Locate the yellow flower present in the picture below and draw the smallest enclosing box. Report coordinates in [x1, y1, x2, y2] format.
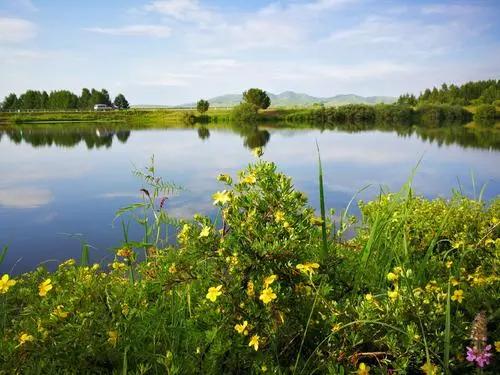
[261, 364, 268, 372]
[178, 223, 190, 241]
[451, 289, 464, 303]
[116, 247, 132, 258]
[199, 226, 211, 238]
[446, 261, 453, 269]
[111, 261, 126, 271]
[212, 190, 231, 205]
[495, 341, 500, 352]
[387, 272, 399, 282]
[420, 361, 439, 375]
[264, 274, 277, 288]
[365, 293, 373, 301]
[234, 320, 249, 335]
[19, 332, 34, 345]
[296, 262, 320, 276]
[38, 278, 53, 297]
[168, 263, 177, 273]
[259, 287, 277, 304]
[274, 211, 285, 222]
[52, 305, 69, 319]
[242, 174, 257, 184]
[0, 274, 16, 294]
[248, 335, 260, 351]
[331, 323, 342, 333]
[357, 362, 370, 375]
[206, 285, 223, 302]
[387, 287, 399, 301]
[450, 277, 459, 286]
[107, 330, 118, 347]
[246, 281, 255, 297]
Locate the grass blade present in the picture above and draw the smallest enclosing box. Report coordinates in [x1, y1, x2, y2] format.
[316, 141, 328, 261]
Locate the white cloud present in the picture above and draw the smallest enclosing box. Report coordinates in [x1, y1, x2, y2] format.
[0, 17, 36, 43]
[85, 24, 171, 38]
[0, 187, 53, 209]
[145, 0, 212, 23]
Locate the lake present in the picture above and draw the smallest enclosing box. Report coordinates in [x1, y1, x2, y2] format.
[1, 123, 499, 274]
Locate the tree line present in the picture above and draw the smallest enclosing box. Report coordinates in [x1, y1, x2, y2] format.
[398, 79, 500, 106]
[0, 89, 129, 111]
[284, 103, 473, 127]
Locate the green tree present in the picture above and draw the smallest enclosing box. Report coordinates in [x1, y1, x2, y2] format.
[79, 88, 91, 109]
[114, 94, 129, 109]
[19, 90, 44, 110]
[196, 99, 209, 114]
[1, 93, 19, 111]
[242, 88, 271, 110]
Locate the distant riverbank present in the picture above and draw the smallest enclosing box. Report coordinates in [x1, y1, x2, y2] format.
[1, 103, 499, 128]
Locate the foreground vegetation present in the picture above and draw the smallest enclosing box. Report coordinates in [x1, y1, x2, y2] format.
[1, 156, 498, 374]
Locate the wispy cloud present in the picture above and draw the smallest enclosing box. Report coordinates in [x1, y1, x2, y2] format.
[0, 187, 53, 209]
[0, 17, 36, 43]
[145, 0, 212, 23]
[85, 24, 171, 38]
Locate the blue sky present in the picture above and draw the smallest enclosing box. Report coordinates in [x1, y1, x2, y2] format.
[0, 0, 499, 105]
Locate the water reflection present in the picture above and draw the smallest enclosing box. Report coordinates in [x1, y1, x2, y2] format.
[0, 122, 499, 274]
[1, 123, 499, 151]
[1, 126, 131, 149]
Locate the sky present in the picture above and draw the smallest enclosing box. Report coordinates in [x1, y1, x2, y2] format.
[0, 0, 499, 105]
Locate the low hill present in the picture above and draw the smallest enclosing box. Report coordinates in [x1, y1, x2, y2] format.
[177, 91, 396, 108]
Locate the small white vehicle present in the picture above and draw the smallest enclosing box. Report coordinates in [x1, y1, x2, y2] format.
[93, 104, 113, 111]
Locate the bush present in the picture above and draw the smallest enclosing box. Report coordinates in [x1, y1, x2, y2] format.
[1, 160, 498, 374]
[231, 102, 259, 124]
[474, 104, 497, 127]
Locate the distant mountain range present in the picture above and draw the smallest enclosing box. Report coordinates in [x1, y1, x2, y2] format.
[178, 91, 396, 108]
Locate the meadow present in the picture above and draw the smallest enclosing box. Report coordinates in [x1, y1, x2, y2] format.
[0, 153, 498, 374]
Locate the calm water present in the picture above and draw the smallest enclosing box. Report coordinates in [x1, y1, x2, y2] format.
[1, 123, 499, 274]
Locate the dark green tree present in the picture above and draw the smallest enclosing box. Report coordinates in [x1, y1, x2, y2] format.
[114, 94, 129, 109]
[1, 93, 19, 111]
[196, 99, 209, 114]
[19, 90, 44, 110]
[242, 88, 271, 110]
[79, 88, 92, 109]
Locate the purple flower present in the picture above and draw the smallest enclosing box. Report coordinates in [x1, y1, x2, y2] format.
[466, 347, 476, 362]
[475, 345, 493, 368]
[466, 345, 492, 368]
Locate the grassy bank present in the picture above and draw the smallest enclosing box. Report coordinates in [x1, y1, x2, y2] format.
[0, 158, 498, 374]
[0, 104, 481, 128]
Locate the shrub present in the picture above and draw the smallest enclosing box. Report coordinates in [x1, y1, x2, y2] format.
[231, 102, 259, 124]
[474, 104, 497, 127]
